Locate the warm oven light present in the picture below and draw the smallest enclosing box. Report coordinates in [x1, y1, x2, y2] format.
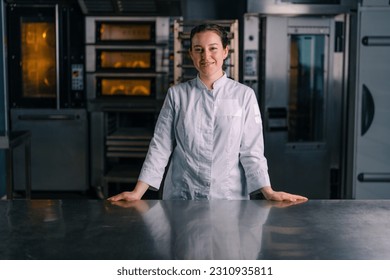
[101, 79, 152, 96]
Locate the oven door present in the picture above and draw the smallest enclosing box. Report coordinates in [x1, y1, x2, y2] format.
[353, 8, 390, 198]
[7, 5, 59, 108]
[86, 73, 167, 101]
[85, 17, 170, 45]
[86, 45, 169, 73]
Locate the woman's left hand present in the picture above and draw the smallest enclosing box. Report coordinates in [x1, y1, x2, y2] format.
[261, 186, 308, 202]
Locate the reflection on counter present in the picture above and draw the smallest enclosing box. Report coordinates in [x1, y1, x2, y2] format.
[2, 199, 390, 260]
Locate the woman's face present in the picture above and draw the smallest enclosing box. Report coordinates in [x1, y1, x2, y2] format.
[189, 30, 228, 81]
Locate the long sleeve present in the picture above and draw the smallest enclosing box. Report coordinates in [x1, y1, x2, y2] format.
[138, 88, 176, 190]
[239, 90, 271, 194]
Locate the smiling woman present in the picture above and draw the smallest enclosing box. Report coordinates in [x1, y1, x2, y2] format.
[188, 24, 229, 89]
[108, 23, 308, 202]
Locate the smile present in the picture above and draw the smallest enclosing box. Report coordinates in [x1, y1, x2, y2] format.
[201, 61, 214, 66]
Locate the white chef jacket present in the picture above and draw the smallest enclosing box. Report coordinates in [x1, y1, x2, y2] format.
[138, 73, 271, 200]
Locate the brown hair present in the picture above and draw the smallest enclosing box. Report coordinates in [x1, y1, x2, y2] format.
[189, 23, 229, 50]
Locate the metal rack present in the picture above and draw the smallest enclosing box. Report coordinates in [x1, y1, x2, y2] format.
[106, 128, 152, 159]
[102, 126, 154, 197]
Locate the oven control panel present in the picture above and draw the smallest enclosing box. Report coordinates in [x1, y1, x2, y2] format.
[71, 64, 84, 91]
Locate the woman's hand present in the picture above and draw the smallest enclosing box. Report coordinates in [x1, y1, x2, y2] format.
[107, 180, 149, 202]
[107, 191, 142, 202]
[261, 186, 308, 202]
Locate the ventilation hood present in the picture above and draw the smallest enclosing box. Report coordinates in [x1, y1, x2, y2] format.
[77, 0, 181, 15]
[5, 0, 182, 16]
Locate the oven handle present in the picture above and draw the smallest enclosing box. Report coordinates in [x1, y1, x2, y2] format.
[55, 4, 60, 110]
[361, 84, 375, 136]
[362, 36, 390, 46]
[18, 114, 79, 121]
[358, 173, 390, 183]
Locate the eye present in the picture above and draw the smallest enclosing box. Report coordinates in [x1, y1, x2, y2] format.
[193, 47, 203, 53]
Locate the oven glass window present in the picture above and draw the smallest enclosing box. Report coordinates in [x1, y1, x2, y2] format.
[98, 22, 154, 42]
[21, 20, 56, 98]
[99, 50, 153, 70]
[100, 78, 152, 96]
[288, 34, 325, 142]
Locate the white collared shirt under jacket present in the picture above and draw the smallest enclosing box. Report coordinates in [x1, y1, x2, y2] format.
[138, 74, 271, 200]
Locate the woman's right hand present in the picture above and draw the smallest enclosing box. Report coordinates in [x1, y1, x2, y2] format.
[107, 191, 142, 202]
[107, 180, 150, 201]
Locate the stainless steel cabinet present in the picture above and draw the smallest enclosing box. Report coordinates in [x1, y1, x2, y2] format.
[11, 109, 88, 192]
[350, 5, 390, 198]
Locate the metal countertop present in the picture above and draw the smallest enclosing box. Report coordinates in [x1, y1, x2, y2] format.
[1, 199, 389, 260]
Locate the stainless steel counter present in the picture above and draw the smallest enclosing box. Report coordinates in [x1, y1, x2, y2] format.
[1, 199, 390, 260]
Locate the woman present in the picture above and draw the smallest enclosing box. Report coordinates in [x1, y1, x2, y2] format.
[108, 23, 307, 202]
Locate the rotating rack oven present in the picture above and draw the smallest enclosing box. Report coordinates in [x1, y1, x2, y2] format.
[85, 16, 174, 198]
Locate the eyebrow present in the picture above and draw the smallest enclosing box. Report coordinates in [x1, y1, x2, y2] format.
[192, 43, 219, 48]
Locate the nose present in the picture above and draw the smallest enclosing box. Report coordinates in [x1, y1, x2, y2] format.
[201, 49, 211, 59]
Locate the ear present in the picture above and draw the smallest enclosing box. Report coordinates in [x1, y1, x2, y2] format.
[223, 46, 229, 59]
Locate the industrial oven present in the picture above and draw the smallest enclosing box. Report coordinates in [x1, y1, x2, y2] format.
[243, 0, 356, 198]
[6, 2, 88, 192]
[85, 16, 174, 198]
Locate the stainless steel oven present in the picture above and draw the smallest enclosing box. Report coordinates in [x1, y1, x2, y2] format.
[243, 1, 355, 198]
[6, 2, 88, 193]
[85, 17, 170, 103]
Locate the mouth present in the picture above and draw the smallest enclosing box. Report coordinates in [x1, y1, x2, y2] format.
[200, 61, 214, 67]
